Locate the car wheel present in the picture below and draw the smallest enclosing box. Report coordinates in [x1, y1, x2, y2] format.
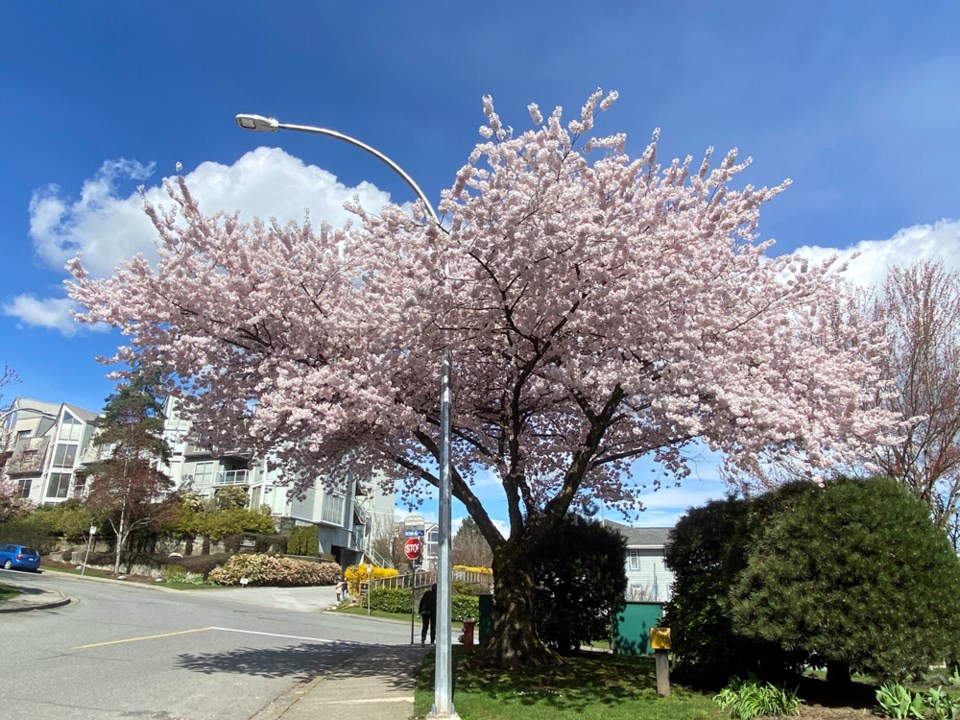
[2, 560, 11, 570]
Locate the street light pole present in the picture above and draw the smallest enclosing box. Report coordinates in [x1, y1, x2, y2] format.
[236, 114, 458, 719]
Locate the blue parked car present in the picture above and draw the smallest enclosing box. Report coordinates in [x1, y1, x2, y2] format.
[0, 544, 41, 571]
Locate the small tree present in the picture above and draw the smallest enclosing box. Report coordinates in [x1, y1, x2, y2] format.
[84, 368, 174, 574]
[214, 485, 249, 510]
[866, 261, 960, 530]
[732, 476, 960, 685]
[287, 525, 319, 556]
[531, 514, 627, 655]
[452, 516, 493, 568]
[0, 479, 25, 523]
[370, 519, 406, 568]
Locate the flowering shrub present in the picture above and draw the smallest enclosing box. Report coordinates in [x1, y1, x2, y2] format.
[209, 554, 339, 586]
[454, 565, 492, 575]
[452, 594, 480, 621]
[344, 564, 398, 597]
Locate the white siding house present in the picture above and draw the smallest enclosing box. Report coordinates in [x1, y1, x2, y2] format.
[603, 521, 674, 602]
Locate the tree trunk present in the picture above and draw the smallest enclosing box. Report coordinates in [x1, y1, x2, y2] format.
[826, 660, 851, 689]
[113, 506, 126, 576]
[481, 538, 557, 670]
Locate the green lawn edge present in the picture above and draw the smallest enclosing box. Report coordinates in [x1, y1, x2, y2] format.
[0, 581, 23, 602]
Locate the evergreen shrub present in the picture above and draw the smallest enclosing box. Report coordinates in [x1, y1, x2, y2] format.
[287, 526, 319, 556]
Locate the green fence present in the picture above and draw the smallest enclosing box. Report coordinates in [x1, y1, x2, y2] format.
[612, 601, 664, 655]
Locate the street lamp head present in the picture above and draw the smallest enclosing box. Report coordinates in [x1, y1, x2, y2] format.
[235, 114, 280, 132]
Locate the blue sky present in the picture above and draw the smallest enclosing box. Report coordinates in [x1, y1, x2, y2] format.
[2, 2, 959, 529]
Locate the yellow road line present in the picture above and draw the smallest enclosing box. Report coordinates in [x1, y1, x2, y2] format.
[73, 627, 212, 649]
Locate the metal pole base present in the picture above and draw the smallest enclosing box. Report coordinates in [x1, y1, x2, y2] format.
[427, 708, 461, 720]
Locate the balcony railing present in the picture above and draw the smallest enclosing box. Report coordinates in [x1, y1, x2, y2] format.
[214, 469, 250, 486]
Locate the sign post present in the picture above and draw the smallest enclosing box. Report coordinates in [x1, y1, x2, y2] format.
[405, 538, 424, 645]
[404, 537, 423, 562]
[81, 525, 97, 576]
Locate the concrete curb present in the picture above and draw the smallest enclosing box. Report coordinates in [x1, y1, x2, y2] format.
[0, 588, 71, 613]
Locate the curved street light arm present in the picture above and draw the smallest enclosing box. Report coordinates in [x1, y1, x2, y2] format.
[236, 114, 441, 227]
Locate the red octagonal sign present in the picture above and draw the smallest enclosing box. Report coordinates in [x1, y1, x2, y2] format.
[404, 537, 423, 561]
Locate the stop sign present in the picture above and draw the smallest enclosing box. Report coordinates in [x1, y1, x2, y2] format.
[404, 537, 423, 561]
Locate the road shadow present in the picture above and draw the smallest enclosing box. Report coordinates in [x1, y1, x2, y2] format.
[175, 641, 425, 689]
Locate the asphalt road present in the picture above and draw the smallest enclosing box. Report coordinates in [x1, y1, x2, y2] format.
[0, 568, 413, 720]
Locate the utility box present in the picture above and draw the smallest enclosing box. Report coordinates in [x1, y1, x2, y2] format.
[478, 594, 494, 646]
[612, 601, 664, 655]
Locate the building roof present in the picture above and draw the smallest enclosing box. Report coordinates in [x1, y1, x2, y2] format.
[602, 519, 672, 548]
[63, 403, 99, 423]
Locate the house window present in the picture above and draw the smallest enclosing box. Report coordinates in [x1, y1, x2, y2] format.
[628, 549, 641, 571]
[321, 492, 346, 525]
[16, 478, 31, 498]
[58, 413, 83, 442]
[16, 429, 31, 440]
[53, 443, 78, 468]
[192, 462, 214, 487]
[47, 472, 71, 499]
[73, 475, 88, 498]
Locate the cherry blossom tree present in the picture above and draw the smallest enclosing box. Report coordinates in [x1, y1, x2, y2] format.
[0, 478, 22, 522]
[68, 90, 896, 667]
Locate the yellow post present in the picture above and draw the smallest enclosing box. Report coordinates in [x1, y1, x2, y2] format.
[650, 627, 671, 697]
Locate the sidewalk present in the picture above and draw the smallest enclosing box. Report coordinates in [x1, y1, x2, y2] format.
[0, 582, 71, 613]
[251, 643, 431, 720]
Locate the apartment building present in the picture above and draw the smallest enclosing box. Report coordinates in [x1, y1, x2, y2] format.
[0, 397, 98, 505]
[2, 395, 396, 567]
[161, 398, 395, 566]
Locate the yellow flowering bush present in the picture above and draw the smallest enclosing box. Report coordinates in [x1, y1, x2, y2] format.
[344, 564, 398, 597]
[454, 565, 492, 575]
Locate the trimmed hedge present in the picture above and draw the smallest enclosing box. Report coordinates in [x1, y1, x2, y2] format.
[209, 553, 339, 586]
[369, 588, 413, 614]
[364, 587, 479, 620]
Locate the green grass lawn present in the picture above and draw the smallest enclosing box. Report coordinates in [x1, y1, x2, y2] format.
[0, 581, 22, 602]
[414, 648, 723, 720]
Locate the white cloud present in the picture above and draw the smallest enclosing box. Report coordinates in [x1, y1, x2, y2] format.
[0, 295, 111, 337]
[9, 148, 396, 334]
[794, 218, 960, 287]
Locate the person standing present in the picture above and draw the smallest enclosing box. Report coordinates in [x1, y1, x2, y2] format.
[418, 583, 437, 645]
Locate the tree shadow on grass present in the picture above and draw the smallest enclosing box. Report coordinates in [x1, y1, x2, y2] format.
[175, 641, 428, 688]
[419, 648, 690, 713]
